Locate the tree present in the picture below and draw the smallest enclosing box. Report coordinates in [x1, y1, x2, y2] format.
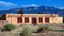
[18, 9, 24, 14]
[0, 14, 6, 20]
[37, 12, 41, 14]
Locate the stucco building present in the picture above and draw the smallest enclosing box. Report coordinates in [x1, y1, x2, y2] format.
[4, 14, 63, 25]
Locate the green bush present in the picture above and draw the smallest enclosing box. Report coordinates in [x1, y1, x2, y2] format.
[37, 24, 52, 33]
[1, 24, 15, 31]
[20, 25, 32, 36]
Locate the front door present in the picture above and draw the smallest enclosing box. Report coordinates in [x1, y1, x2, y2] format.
[32, 17, 37, 25]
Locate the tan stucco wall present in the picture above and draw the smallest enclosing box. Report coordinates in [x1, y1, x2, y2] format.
[58, 17, 63, 24]
[6, 15, 17, 24]
[6, 14, 21, 24]
[6, 14, 63, 24]
[49, 17, 63, 24]
[54, 17, 59, 24]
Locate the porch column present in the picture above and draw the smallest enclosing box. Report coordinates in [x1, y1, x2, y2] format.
[43, 17, 45, 24]
[29, 17, 32, 24]
[22, 17, 25, 24]
[36, 17, 38, 24]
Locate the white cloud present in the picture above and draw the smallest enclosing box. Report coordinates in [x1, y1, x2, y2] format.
[21, 4, 39, 7]
[31, 4, 37, 6]
[54, 6, 64, 9]
[0, 1, 17, 6]
[57, 7, 64, 9]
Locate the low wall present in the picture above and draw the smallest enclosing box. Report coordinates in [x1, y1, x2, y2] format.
[0, 32, 64, 36]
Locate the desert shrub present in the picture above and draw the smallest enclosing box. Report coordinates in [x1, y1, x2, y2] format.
[20, 25, 32, 36]
[37, 24, 52, 33]
[1, 24, 15, 31]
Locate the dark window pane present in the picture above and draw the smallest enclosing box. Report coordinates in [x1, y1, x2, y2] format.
[38, 17, 43, 23]
[25, 17, 29, 23]
[45, 17, 49, 23]
[17, 17, 22, 23]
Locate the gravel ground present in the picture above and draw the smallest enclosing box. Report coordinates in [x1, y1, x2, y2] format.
[11, 24, 64, 33]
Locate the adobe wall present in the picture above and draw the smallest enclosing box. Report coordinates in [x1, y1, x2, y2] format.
[6, 14, 63, 25]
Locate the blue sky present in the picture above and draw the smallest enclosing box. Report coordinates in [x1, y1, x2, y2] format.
[0, 0, 64, 10]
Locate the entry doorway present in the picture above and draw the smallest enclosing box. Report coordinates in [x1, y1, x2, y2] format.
[32, 17, 37, 25]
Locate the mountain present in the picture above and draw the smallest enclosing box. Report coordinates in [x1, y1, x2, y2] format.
[0, 6, 64, 17]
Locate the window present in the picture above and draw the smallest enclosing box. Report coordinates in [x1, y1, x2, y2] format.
[25, 17, 29, 23]
[38, 17, 43, 23]
[45, 17, 49, 23]
[17, 17, 22, 23]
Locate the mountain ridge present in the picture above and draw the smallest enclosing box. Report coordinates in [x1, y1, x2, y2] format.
[0, 6, 64, 17]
